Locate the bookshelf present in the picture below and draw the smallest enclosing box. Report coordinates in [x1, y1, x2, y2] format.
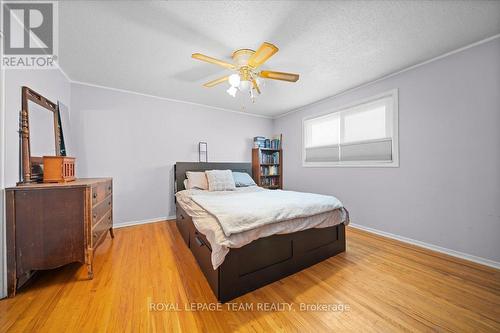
[252, 147, 283, 190]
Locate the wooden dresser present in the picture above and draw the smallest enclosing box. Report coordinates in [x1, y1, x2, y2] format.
[5, 178, 113, 297]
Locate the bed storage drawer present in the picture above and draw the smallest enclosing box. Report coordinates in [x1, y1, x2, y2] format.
[218, 224, 346, 302]
[293, 226, 338, 253]
[236, 235, 292, 276]
[175, 206, 191, 246]
[190, 234, 219, 296]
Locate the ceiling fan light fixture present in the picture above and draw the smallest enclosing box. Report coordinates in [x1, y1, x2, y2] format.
[239, 80, 250, 92]
[193, 42, 299, 103]
[228, 73, 241, 87]
[226, 86, 238, 98]
[250, 88, 256, 103]
[255, 77, 264, 88]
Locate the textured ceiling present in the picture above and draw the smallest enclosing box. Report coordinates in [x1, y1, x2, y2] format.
[59, 1, 500, 117]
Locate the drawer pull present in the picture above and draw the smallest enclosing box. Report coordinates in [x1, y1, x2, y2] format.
[108, 186, 111, 191]
[194, 237, 204, 247]
[108, 216, 111, 220]
[93, 192, 97, 199]
[93, 213, 97, 219]
[108, 201, 111, 206]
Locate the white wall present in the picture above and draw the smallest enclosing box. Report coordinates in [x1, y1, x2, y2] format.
[70, 83, 273, 225]
[274, 38, 500, 264]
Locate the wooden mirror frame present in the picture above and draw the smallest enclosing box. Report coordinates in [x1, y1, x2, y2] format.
[19, 86, 62, 184]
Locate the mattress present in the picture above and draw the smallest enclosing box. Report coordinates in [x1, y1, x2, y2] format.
[175, 186, 349, 269]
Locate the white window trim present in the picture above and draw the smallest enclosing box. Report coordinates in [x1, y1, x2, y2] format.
[302, 89, 399, 168]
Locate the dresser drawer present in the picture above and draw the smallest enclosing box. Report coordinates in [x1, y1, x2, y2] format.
[92, 210, 112, 247]
[92, 180, 112, 206]
[92, 195, 112, 227]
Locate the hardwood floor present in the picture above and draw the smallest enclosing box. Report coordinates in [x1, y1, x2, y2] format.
[1, 221, 499, 332]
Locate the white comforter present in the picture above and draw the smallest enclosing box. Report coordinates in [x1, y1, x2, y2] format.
[190, 188, 344, 236]
[175, 186, 348, 269]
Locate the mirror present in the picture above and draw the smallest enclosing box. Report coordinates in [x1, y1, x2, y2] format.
[58, 101, 71, 156]
[28, 101, 57, 157]
[19, 87, 61, 184]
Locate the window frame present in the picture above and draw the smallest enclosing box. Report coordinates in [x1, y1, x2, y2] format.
[302, 89, 399, 168]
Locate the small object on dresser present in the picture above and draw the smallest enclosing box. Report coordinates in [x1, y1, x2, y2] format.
[43, 156, 76, 183]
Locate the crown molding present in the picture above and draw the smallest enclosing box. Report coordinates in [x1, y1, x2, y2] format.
[55, 33, 500, 120]
[273, 33, 500, 119]
[56, 65, 272, 119]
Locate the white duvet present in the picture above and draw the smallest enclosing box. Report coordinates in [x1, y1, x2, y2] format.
[175, 186, 348, 269]
[191, 188, 344, 236]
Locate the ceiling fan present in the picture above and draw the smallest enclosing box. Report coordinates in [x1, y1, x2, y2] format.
[192, 42, 299, 102]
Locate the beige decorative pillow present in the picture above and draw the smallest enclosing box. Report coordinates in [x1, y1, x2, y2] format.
[186, 171, 209, 190]
[205, 170, 236, 191]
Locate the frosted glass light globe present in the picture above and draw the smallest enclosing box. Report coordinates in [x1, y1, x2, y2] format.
[226, 86, 237, 97]
[228, 74, 240, 87]
[239, 80, 250, 91]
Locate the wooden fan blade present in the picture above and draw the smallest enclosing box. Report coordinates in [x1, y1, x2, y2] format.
[251, 78, 261, 94]
[192, 53, 235, 69]
[203, 75, 229, 87]
[259, 70, 299, 82]
[248, 42, 279, 68]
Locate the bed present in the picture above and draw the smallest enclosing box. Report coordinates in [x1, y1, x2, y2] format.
[174, 162, 347, 302]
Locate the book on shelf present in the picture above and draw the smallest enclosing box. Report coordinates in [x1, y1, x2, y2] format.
[270, 138, 280, 149]
[264, 138, 271, 148]
[252, 134, 283, 190]
[253, 136, 266, 148]
[260, 176, 279, 187]
[260, 151, 279, 164]
[260, 165, 279, 176]
[253, 134, 282, 149]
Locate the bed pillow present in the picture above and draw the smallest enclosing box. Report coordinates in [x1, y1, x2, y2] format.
[205, 170, 237, 191]
[185, 171, 209, 190]
[232, 172, 256, 187]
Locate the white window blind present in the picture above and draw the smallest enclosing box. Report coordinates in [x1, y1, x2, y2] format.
[303, 90, 398, 167]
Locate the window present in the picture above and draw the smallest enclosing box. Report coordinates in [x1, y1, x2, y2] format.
[303, 90, 398, 167]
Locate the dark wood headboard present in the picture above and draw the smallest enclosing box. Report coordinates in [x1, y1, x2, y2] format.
[174, 162, 252, 192]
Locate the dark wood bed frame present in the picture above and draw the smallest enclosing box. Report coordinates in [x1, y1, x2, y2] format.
[174, 162, 346, 302]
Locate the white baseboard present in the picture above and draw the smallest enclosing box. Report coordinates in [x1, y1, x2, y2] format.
[107, 218, 500, 270]
[349, 223, 500, 270]
[114, 215, 176, 229]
